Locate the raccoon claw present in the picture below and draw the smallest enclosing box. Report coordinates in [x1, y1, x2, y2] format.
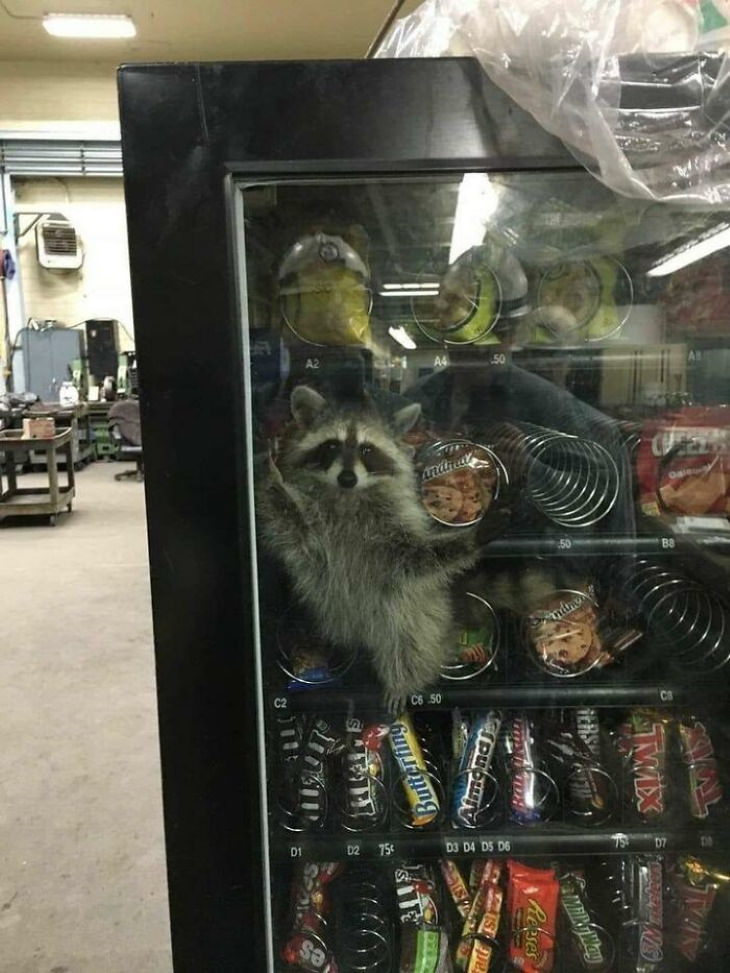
[384, 690, 408, 720]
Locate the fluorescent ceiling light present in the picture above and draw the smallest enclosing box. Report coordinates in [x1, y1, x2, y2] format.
[43, 13, 136, 38]
[388, 326, 417, 350]
[449, 173, 500, 264]
[647, 222, 730, 277]
[382, 282, 437, 291]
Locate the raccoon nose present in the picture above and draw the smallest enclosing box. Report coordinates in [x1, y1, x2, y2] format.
[337, 469, 358, 489]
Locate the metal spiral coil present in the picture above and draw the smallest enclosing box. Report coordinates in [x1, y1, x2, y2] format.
[623, 560, 730, 672]
[339, 873, 392, 972]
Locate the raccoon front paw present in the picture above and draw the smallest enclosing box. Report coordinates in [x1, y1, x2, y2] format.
[384, 689, 409, 720]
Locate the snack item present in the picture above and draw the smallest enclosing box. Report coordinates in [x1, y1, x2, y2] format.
[636, 406, 730, 526]
[395, 865, 451, 973]
[504, 714, 548, 825]
[623, 711, 669, 821]
[277, 714, 305, 820]
[297, 718, 343, 828]
[620, 856, 664, 973]
[451, 710, 503, 828]
[455, 859, 503, 972]
[507, 861, 559, 972]
[389, 714, 441, 828]
[418, 441, 500, 527]
[526, 588, 610, 676]
[282, 861, 343, 971]
[341, 719, 388, 828]
[443, 592, 500, 681]
[440, 859, 472, 919]
[677, 718, 724, 820]
[544, 709, 610, 821]
[559, 870, 612, 970]
[670, 856, 730, 963]
[469, 860, 486, 895]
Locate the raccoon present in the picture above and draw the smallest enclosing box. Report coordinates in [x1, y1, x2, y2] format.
[256, 385, 483, 712]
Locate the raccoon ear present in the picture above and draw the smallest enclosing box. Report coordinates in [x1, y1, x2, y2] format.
[291, 385, 328, 428]
[392, 401, 421, 436]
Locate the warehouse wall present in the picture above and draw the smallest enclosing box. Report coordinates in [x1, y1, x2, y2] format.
[14, 177, 134, 350]
[0, 60, 118, 130]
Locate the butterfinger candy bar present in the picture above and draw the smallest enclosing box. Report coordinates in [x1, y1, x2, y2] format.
[627, 711, 668, 821]
[508, 861, 559, 972]
[390, 714, 441, 827]
[677, 718, 724, 820]
[559, 870, 609, 970]
[440, 859, 472, 919]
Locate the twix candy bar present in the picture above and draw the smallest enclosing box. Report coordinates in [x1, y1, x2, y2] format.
[623, 710, 669, 821]
[677, 717, 724, 820]
[670, 856, 730, 964]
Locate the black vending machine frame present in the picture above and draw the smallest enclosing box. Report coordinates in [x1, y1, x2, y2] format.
[118, 58, 573, 971]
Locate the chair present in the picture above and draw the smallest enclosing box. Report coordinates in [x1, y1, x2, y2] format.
[108, 399, 144, 482]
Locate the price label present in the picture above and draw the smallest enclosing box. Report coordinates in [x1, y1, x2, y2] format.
[614, 834, 630, 850]
[557, 537, 572, 551]
[428, 693, 443, 705]
[379, 843, 395, 858]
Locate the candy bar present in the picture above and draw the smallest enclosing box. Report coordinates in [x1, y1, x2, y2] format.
[298, 718, 343, 827]
[670, 856, 724, 964]
[389, 714, 441, 828]
[559, 869, 610, 970]
[455, 860, 503, 972]
[507, 861, 559, 972]
[440, 859, 472, 919]
[504, 715, 544, 825]
[395, 865, 451, 973]
[625, 711, 668, 821]
[545, 709, 608, 818]
[283, 862, 343, 970]
[677, 718, 724, 820]
[451, 710, 502, 828]
[621, 856, 664, 973]
[342, 719, 388, 826]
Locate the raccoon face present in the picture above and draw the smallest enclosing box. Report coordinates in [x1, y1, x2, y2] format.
[286, 386, 420, 492]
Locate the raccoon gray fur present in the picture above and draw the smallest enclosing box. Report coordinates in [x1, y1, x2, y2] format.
[256, 386, 482, 712]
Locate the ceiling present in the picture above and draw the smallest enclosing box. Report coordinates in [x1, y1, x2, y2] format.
[0, 0, 420, 62]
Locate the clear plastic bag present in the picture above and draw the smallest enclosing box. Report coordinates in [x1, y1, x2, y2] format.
[376, 0, 730, 206]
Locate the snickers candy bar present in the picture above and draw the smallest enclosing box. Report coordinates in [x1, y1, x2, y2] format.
[451, 710, 502, 828]
[677, 718, 724, 820]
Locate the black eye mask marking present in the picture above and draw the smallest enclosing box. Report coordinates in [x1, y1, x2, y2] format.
[301, 439, 341, 470]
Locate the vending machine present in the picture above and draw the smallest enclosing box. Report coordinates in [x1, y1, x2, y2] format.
[119, 58, 730, 972]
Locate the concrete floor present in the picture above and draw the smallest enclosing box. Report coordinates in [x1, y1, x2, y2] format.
[1, 463, 172, 972]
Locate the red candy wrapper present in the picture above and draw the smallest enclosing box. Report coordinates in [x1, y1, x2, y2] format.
[456, 860, 503, 971]
[283, 862, 343, 970]
[622, 711, 668, 821]
[670, 856, 730, 964]
[636, 406, 730, 528]
[677, 718, 724, 820]
[507, 861, 559, 972]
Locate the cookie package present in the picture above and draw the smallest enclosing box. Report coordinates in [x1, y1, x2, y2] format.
[418, 440, 502, 527]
